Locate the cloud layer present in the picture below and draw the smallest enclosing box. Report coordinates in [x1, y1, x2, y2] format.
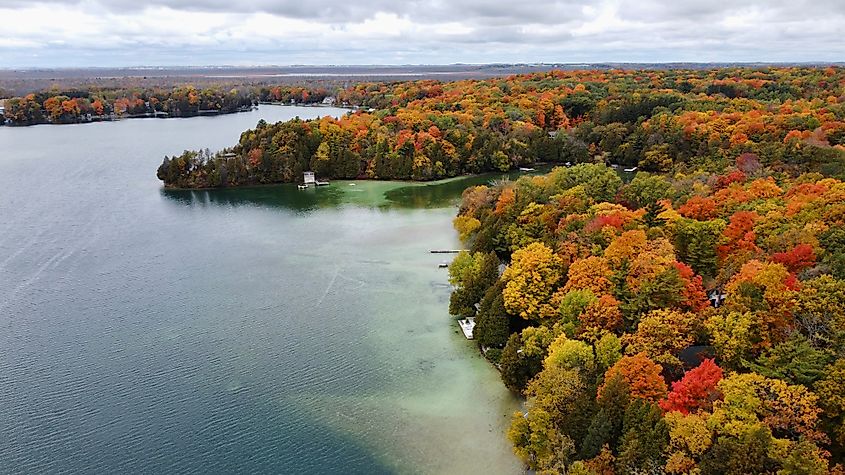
[1, 0, 844, 67]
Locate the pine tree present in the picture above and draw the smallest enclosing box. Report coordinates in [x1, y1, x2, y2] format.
[643, 200, 667, 228]
[617, 400, 669, 472]
[580, 372, 629, 459]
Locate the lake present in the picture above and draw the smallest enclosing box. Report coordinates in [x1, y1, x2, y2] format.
[0, 106, 524, 474]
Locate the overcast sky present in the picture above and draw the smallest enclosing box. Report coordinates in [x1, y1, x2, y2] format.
[0, 0, 843, 67]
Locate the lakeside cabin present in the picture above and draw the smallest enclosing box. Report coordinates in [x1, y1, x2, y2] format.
[708, 289, 727, 308]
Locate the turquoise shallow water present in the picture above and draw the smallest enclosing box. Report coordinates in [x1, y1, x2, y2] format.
[0, 107, 523, 474]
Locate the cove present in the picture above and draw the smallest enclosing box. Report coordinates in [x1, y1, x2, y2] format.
[0, 106, 523, 474]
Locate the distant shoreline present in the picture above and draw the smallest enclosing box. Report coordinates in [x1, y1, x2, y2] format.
[1, 106, 258, 128]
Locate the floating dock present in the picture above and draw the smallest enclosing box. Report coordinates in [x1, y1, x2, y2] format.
[458, 317, 476, 340]
[298, 171, 329, 189]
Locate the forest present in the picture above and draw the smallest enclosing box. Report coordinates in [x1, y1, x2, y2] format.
[157, 66, 845, 188]
[1, 84, 343, 125]
[449, 162, 845, 474]
[153, 67, 845, 472]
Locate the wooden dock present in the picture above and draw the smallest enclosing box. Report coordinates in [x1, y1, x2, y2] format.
[458, 317, 476, 340]
[430, 250, 466, 254]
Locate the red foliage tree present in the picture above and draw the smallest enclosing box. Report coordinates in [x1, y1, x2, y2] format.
[771, 244, 816, 273]
[674, 262, 710, 312]
[716, 170, 747, 189]
[247, 148, 263, 167]
[660, 359, 723, 414]
[718, 211, 760, 260]
[584, 214, 625, 233]
[678, 196, 718, 220]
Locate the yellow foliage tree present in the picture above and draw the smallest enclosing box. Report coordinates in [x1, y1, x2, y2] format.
[453, 215, 481, 241]
[623, 309, 701, 367]
[502, 242, 564, 320]
[664, 412, 713, 474]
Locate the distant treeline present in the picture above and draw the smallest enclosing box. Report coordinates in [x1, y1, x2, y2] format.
[157, 67, 845, 188]
[1, 84, 351, 126]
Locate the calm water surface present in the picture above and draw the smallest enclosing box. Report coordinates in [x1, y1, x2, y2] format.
[0, 106, 524, 474]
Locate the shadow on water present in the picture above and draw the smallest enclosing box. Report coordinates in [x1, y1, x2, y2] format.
[162, 183, 349, 213]
[382, 172, 517, 209]
[160, 167, 554, 212]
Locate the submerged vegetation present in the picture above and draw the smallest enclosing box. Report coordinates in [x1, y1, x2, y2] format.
[449, 162, 845, 473]
[158, 67, 845, 187]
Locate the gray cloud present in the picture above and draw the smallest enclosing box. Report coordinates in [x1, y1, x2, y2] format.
[0, 0, 592, 23]
[0, 0, 843, 67]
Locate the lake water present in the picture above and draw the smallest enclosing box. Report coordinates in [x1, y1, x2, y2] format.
[0, 107, 523, 474]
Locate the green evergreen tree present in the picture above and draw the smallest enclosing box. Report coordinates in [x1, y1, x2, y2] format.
[616, 400, 669, 472]
[745, 333, 832, 386]
[674, 218, 725, 279]
[700, 426, 777, 475]
[475, 281, 511, 348]
[499, 333, 543, 393]
[642, 200, 667, 228]
[580, 372, 629, 459]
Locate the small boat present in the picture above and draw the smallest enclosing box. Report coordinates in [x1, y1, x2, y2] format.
[624, 166, 638, 172]
[458, 317, 476, 339]
[438, 261, 449, 268]
[519, 167, 535, 172]
[315, 180, 330, 186]
[297, 184, 308, 190]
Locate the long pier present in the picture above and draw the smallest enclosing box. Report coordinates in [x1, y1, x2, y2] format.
[429, 250, 466, 254]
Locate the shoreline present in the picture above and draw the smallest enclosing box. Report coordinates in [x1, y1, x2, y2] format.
[159, 165, 554, 191]
[1, 106, 258, 128]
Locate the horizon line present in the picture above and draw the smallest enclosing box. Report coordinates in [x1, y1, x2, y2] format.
[3, 61, 845, 71]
